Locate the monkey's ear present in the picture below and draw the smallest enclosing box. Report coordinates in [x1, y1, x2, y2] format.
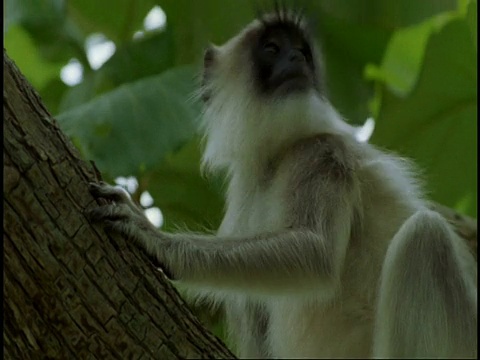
[201, 45, 219, 103]
[203, 45, 218, 69]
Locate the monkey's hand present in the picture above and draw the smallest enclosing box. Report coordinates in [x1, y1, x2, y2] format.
[87, 181, 176, 278]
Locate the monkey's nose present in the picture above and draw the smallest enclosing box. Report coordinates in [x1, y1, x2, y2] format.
[289, 49, 306, 63]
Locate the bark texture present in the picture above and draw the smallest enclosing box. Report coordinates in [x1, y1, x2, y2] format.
[3, 51, 235, 359]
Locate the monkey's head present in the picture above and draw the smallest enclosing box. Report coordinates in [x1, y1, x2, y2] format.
[199, 9, 347, 173]
[200, 9, 324, 103]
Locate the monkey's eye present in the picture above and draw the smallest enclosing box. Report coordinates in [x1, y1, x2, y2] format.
[300, 45, 312, 61]
[263, 41, 280, 55]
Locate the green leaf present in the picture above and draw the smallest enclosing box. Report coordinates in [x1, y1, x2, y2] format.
[39, 78, 69, 115]
[5, 0, 64, 31]
[365, 12, 454, 96]
[68, 0, 155, 44]
[372, 17, 477, 216]
[57, 28, 175, 113]
[146, 139, 224, 232]
[4, 25, 64, 89]
[466, 0, 477, 50]
[56, 66, 201, 176]
[315, 13, 391, 123]
[157, 0, 256, 64]
[99, 28, 175, 86]
[309, 0, 457, 122]
[318, 0, 457, 28]
[58, 72, 98, 113]
[6, 0, 85, 63]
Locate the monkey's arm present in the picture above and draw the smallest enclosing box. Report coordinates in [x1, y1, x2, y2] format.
[88, 176, 355, 295]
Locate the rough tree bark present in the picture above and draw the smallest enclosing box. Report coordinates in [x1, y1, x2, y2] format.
[3, 48, 477, 359]
[3, 51, 235, 359]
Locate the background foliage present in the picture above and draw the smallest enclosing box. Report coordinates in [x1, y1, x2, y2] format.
[5, 0, 477, 225]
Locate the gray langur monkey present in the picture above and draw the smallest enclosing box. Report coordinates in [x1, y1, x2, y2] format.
[88, 8, 477, 359]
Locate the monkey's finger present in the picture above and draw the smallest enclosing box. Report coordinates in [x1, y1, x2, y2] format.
[88, 182, 131, 203]
[102, 218, 154, 248]
[86, 204, 134, 222]
[102, 219, 143, 242]
[103, 219, 129, 234]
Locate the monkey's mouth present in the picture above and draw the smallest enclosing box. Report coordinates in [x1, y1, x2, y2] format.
[272, 70, 312, 95]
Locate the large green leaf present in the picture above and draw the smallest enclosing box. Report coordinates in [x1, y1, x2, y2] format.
[100, 28, 175, 86]
[56, 66, 201, 177]
[58, 28, 176, 113]
[58, 72, 99, 113]
[309, 0, 456, 123]
[372, 16, 477, 216]
[365, 13, 455, 97]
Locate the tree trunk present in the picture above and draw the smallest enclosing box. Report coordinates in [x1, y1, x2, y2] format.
[3, 50, 235, 359]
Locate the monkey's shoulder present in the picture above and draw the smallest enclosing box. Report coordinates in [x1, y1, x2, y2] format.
[276, 133, 362, 184]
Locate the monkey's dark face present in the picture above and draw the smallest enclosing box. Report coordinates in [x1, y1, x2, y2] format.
[252, 24, 316, 97]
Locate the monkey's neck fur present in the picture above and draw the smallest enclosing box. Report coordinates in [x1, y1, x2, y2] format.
[201, 90, 356, 177]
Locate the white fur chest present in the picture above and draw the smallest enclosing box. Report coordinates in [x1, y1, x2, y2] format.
[218, 170, 288, 237]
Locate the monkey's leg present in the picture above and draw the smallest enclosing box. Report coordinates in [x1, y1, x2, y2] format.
[225, 299, 270, 359]
[373, 210, 477, 358]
